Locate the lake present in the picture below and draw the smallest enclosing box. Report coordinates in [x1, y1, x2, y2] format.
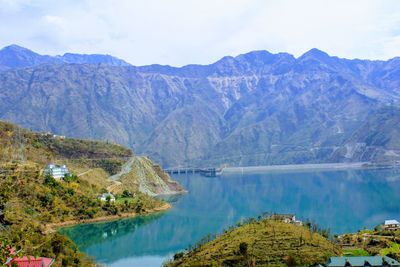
[61, 168, 400, 266]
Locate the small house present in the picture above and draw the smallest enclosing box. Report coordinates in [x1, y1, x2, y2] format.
[383, 220, 400, 231]
[327, 256, 399, 267]
[98, 193, 115, 202]
[43, 163, 70, 180]
[269, 213, 302, 225]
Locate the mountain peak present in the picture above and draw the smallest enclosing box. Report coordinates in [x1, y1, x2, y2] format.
[235, 50, 274, 64]
[0, 44, 131, 69]
[237, 50, 273, 58]
[1, 44, 30, 51]
[0, 44, 54, 69]
[0, 44, 38, 55]
[59, 52, 131, 66]
[300, 48, 330, 59]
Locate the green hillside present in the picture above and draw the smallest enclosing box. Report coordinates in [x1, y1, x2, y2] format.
[0, 121, 170, 266]
[165, 218, 341, 267]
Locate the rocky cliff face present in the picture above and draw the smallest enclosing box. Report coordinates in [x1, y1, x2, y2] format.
[0, 46, 399, 167]
[111, 157, 186, 196]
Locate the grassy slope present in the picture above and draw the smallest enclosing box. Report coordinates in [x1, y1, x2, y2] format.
[339, 228, 400, 259]
[0, 121, 166, 266]
[167, 219, 340, 267]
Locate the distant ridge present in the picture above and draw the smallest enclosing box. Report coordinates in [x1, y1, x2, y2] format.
[0, 44, 130, 71]
[56, 52, 130, 66]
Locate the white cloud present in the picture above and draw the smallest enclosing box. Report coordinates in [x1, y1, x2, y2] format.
[0, 0, 399, 66]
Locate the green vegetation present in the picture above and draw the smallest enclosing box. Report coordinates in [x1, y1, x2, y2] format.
[35, 134, 132, 161]
[0, 163, 95, 266]
[381, 242, 400, 257]
[343, 248, 370, 256]
[0, 121, 131, 176]
[0, 121, 167, 266]
[337, 227, 400, 260]
[165, 217, 340, 267]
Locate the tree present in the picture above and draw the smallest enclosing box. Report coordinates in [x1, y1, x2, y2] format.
[43, 175, 58, 187]
[41, 192, 54, 207]
[173, 252, 184, 260]
[122, 190, 133, 198]
[135, 201, 143, 214]
[63, 173, 78, 183]
[123, 199, 130, 211]
[284, 254, 297, 266]
[239, 242, 248, 255]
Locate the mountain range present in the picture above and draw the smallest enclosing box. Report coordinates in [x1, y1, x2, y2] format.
[0, 44, 399, 167]
[0, 44, 129, 71]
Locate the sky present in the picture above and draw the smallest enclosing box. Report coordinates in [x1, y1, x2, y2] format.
[1, 0, 400, 66]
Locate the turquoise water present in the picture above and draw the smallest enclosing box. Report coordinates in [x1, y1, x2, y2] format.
[61, 168, 400, 266]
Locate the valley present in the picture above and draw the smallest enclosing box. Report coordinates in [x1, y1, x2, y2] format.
[2, 2, 400, 266]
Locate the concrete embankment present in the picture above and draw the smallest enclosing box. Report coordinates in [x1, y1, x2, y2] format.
[222, 162, 371, 174]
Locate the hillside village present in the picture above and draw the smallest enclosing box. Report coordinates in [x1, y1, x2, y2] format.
[0, 121, 184, 266]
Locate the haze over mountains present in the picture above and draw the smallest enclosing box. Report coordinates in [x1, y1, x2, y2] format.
[0, 44, 399, 167]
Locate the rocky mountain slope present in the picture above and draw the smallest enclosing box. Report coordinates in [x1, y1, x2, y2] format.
[108, 156, 185, 196]
[0, 46, 399, 167]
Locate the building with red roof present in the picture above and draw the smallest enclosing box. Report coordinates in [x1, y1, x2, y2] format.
[7, 256, 54, 267]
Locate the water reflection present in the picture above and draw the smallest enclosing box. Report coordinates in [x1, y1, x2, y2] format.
[61, 168, 400, 266]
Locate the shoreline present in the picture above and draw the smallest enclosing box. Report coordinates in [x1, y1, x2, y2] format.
[43, 202, 171, 234]
[221, 162, 397, 174]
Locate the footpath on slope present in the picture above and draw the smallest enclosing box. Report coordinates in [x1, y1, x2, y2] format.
[109, 157, 136, 181]
[106, 157, 135, 192]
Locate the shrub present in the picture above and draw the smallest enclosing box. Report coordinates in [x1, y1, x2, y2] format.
[122, 190, 133, 198]
[43, 175, 58, 187]
[63, 174, 78, 183]
[174, 252, 184, 260]
[239, 242, 248, 255]
[284, 254, 298, 266]
[41, 192, 54, 207]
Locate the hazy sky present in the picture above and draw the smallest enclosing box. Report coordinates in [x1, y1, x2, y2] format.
[1, 0, 400, 66]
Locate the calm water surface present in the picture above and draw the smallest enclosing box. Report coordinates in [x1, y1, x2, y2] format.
[61, 168, 400, 266]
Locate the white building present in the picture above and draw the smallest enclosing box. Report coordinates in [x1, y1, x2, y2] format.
[98, 193, 116, 202]
[384, 220, 400, 231]
[44, 163, 70, 179]
[270, 214, 303, 225]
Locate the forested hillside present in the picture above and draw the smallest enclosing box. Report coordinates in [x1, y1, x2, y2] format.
[0, 121, 180, 266]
